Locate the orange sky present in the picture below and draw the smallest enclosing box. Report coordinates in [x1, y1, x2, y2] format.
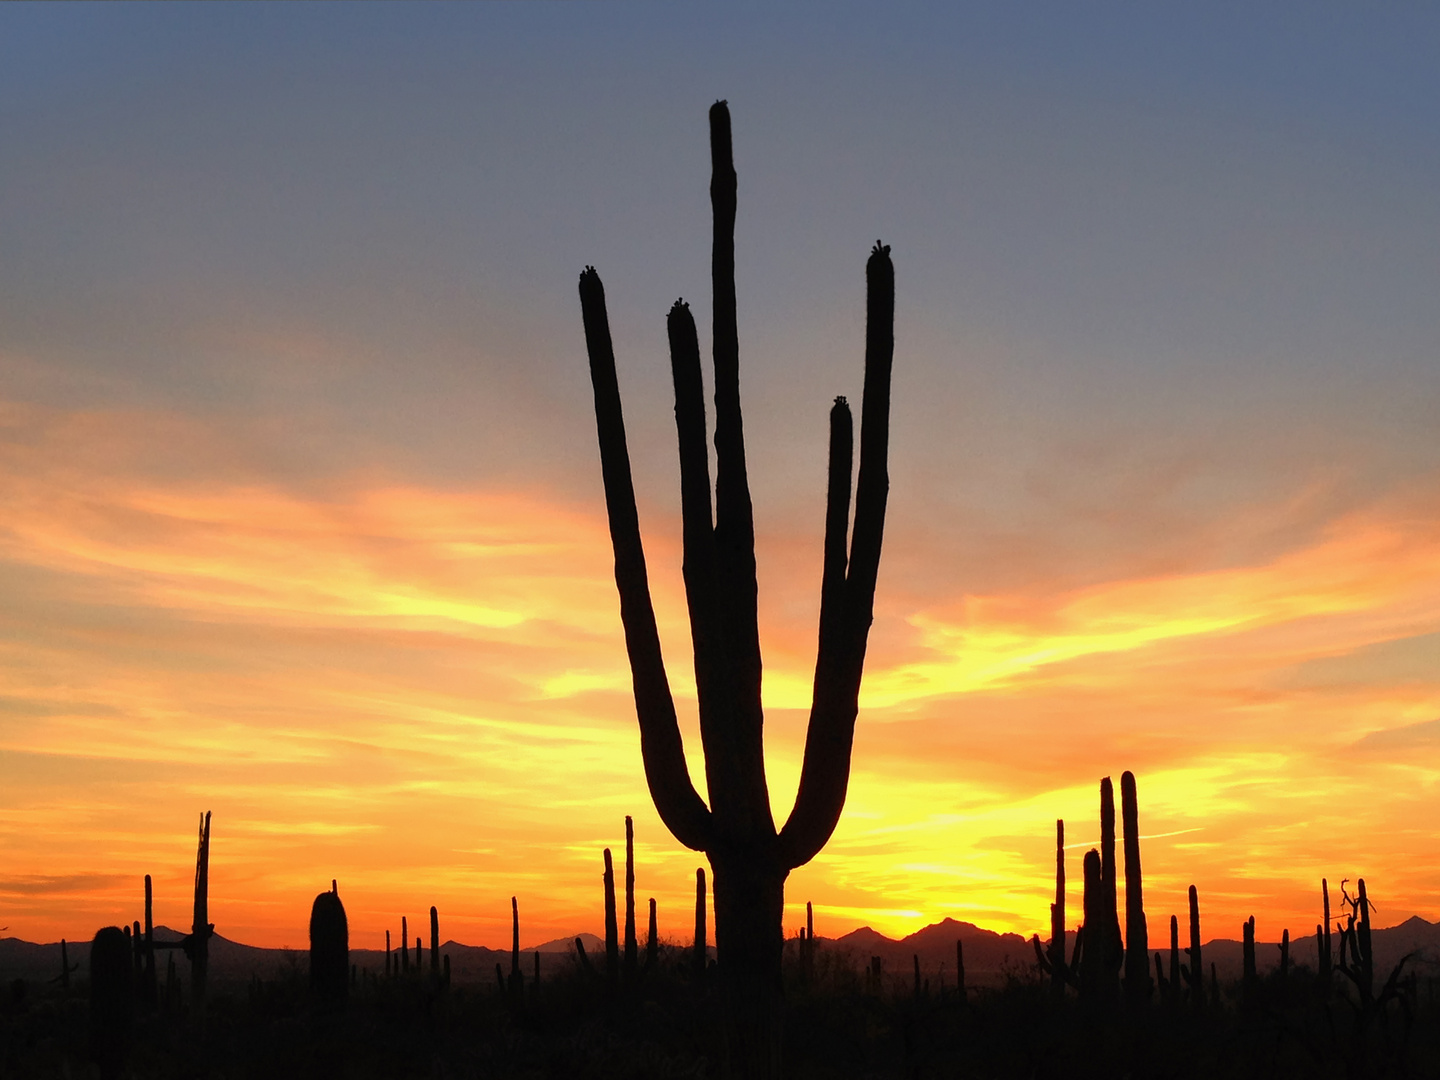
[3, 5, 1440, 959]
[2, 394, 1437, 951]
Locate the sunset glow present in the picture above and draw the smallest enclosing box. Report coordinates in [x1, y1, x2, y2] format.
[3, 4, 1439, 960]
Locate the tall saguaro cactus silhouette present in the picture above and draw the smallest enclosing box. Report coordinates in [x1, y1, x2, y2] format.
[578, 101, 893, 1067]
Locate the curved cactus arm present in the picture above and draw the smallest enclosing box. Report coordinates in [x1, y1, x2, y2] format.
[779, 243, 894, 870]
[580, 267, 713, 852]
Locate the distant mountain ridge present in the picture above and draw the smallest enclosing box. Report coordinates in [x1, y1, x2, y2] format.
[4, 915, 1437, 988]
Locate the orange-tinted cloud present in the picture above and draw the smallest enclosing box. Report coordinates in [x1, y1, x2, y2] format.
[1, 396, 1438, 953]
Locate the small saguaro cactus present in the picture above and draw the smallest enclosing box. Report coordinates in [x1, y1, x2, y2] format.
[1242, 915, 1256, 999]
[1079, 849, 1103, 1000]
[603, 848, 619, 984]
[142, 874, 156, 1009]
[694, 867, 707, 978]
[1319, 878, 1333, 987]
[430, 906, 439, 976]
[955, 937, 966, 1003]
[188, 810, 213, 1015]
[1097, 778, 1123, 998]
[309, 881, 348, 1007]
[646, 898, 659, 971]
[401, 916, 409, 972]
[1049, 818, 1068, 997]
[385, 929, 392, 977]
[90, 927, 133, 1080]
[1121, 771, 1150, 1004]
[1168, 914, 1180, 1007]
[624, 816, 638, 984]
[509, 896, 524, 999]
[1184, 885, 1203, 1012]
[1279, 928, 1290, 986]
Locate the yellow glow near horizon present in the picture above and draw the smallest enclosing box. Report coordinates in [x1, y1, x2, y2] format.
[1, 398, 1438, 951]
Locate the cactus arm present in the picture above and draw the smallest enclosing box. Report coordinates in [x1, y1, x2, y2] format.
[704, 101, 772, 835]
[580, 267, 713, 852]
[779, 243, 894, 870]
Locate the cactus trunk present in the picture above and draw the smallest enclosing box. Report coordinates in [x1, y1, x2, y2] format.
[1187, 885, 1203, 1012]
[431, 905, 439, 976]
[603, 848, 619, 984]
[1242, 915, 1256, 1000]
[1121, 772, 1149, 1004]
[694, 867, 707, 977]
[189, 810, 211, 1016]
[309, 883, 348, 1008]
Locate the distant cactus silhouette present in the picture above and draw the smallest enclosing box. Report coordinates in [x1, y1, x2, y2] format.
[186, 810, 212, 1014]
[1121, 772, 1150, 1004]
[955, 938, 967, 1003]
[579, 100, 894, 1072]
[509, 896, 524, 999]
[1168, 914, 1180, 1007]
[624, 816, 638, 984]
[309, 881, 348, 1006]
[1338, 877, 1374, 999]
[1033, 818, 1072, 997]
[56, 937, 79, 993]
[646, 898, 658, 972]
[401, 916, 409, 973]
[603, 848, 619, 985]
[89, 926, 132, 1080]
[1184, 885, 1203, 1012]
[1079, 849, 1103, 1001]
[1242, 915, 1256, 1000]
[431, 906, 440, 976]
[693, 867, 707, 978]
[1097, 778, 1123, 1001]
[142, 874, 156, 1008]
[1318, 877, 1333, 988]
[385, 929, 392, 977]
[1279, 927, 1290, 986]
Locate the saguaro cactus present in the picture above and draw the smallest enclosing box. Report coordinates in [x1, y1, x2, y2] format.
[430, 906, 440, 976]
[1185, 885, 1203, 1012]
[309, 882, 348, 1006]
[624, 816, 638, 984]
[188, 810, 212, 1015]
[1318, 878, 1333, 987]
[579, 101, 894, 1069]
[401, 916, 409, 972]
[90, 926, 133, 1080]
[142, 874, 156, 1009]
[603, 848, 619, 984]
[1242, 915, 1256, 1000]
[694, 867, 707, 977]
[1121, 772, 1149, 1004]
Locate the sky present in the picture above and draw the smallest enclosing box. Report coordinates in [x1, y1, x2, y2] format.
[2, 3, 1439, 954]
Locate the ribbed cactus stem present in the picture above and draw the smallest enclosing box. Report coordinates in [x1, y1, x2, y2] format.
[309, 886, 349, 1007]
[1188, 885, 1203, 1012]
[430, 906, 440, 975]
[647, 897, 658, 970]
[143, 874, 155, 1008]
[624, 816, 637, 983]
[190, 810, 211, 1015]
[90, 926, 133, 1080]
[1121, 771, 1149, 1003]
[1079, 848, 1102, 1000]
[694, 867, 707, 977]
[1169, 914, 1180, 1006]
[1098, 778, 1122, 997]
[1320, 877, 1332, 985]
[603, 848, 619, 984]
[401, 916, 409, 972]
[1242, 915, 1256, 999]
[955, 937, 966, 1003]
[1050, 818, 1066, 998]
[1357, 878, 1373, 998]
